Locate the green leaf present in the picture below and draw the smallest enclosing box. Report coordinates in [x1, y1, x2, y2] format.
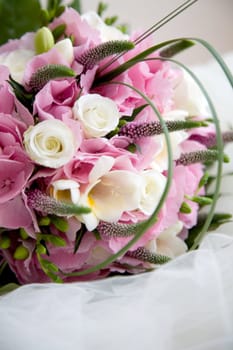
[74, 224, 86, 253]
[122, 104, 149, 122]
[39, 233, 66, 247]
[186, 213, 232, 249]
[0, 0, 42, 45]
[0, 283, 19, 296]
[8, 76, 34, 112]
[180, 201, 192, 214]
[126, 143, 137, 153]
[97, 2, 108, 16]
[52, 23, 66, 41]
[38, 216, 51, 226]
[159, 39, 195, 58]
[198, 172, 209, 190]
[40, 259, 59, 273]
[0, 234, 11, 249]
[50, 216, 69, 233]
[19, 228, 29, 240]
[191, 196, 213, 206]
[105, 16, 118, 26]
[13, 245, 29, 260]
[70, 0, 81, 12]
[36, 243, 47, 255]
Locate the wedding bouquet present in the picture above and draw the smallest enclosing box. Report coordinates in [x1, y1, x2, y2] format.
[0, 0, 232, 290]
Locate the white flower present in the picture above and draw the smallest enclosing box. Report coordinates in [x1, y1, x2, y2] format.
[81, 11, 129, 42]
[24, 119, 76, 168]
[139, 170, 166, 215]
[150, 110, 188, 171]
[0, 49, 34, 83]
[146, 221, 187, 259]
[54, 38, 74, 65]
[73, 94, 120, 138]
[50, 179, 80, 204]
[79, 156, 142, 231]
[174, 70, 210, 116]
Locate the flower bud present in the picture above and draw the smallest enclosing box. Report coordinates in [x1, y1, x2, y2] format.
[0, 235, 11, 249]
[19, 228, 29, 240]
[13, 245, 29, 260]
[38, 216, 51, 226]
[34, 27, 55, 54]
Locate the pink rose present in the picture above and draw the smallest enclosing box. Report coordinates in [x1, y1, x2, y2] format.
[33, 79, 79, 120]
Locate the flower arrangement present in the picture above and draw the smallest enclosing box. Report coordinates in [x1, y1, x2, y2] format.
[0, 0, 232, 288]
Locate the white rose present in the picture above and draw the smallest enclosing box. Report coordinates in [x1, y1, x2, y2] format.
[73, 94, 120, 138]
[50, 179, 80, 204]
[0, 49, 34, 83]
[174, 70, 210, 116]
[139, 170, 166, 215]
[81, 11, 129, 42]
[24, 119, 76, 168]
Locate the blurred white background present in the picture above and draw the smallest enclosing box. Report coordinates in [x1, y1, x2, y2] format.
[82, 0, 233, 65]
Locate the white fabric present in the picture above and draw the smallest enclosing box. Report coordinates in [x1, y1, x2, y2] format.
[0, 233, 232, 350]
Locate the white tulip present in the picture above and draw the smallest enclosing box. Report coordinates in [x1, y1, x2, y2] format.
[24, 119, 76, 168]
[139, 170, 166, 215]
[81, 11, 129, 42]
[50, 179, 80, 204]
[0, 49, 34, 83]
[73, 94, 120, 138]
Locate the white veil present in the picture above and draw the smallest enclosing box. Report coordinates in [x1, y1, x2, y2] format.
[0, 233, 232, 350]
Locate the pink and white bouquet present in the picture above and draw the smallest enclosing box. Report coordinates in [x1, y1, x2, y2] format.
[0, 0, 232, 287]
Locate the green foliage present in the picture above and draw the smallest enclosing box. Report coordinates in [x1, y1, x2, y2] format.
[70, 0, 81, 12]
[159, 40, 195, 58]
[74, 224, 86, 253]
[186, 213, 232, 249]
[0, 0, 81, 45]
[52, 23, 67, 41]
[97, 2, 108, 16]
[0, 283, 19, 296]
[0, 0, 42, 45]
[8, 76, 34, 112]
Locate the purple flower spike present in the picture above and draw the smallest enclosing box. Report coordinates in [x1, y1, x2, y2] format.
[27, 189, 90, 216]
[98, 221, 137, 238]
[127, 247, 171, 264]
